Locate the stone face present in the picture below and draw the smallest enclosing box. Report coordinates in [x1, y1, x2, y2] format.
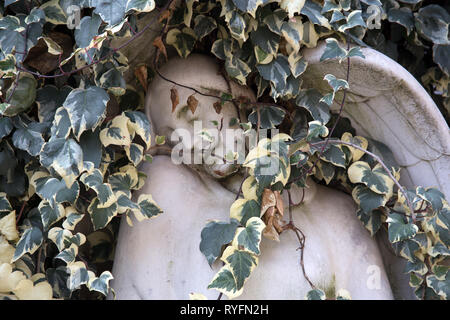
[110, 54, 393, 300]
[301, 42, 450, 300]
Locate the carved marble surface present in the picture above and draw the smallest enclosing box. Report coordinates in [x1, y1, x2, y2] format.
[110, 55, 393, 300]
[301, 42, 450, 300]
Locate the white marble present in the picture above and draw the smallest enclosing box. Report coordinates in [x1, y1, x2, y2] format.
[110, 55, 393, 300]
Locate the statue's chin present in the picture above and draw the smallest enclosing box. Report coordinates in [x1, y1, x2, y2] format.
[201, 163, 240, 179]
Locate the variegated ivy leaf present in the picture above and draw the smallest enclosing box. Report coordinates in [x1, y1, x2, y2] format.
[225, 55, 251, 85]
[336, 289, 352, 300]
[230, 199, 261, 225]
[66, 261, 90, 291]
[75, 14, 102, 48]
[166, 27, 197, 59]
[426, 273, 450, 300]
[63, 209, 85, 232]
[80, 169, 116, 208]
[133, 194, 163, 221]
[88, 197, 119, 231]
[0, 193, 12, 212]
[100, 114, 132, 147]
[316, 160, 335, 184]
[348, 161, 394, 197]
[288, 51, 308, 78]
[306, 288, 326, 300]
[242, 176, 259, 201]
[211, 38, 234, 60]
[320, 38, 347, 62]
[55, 247, 78, 264]
[338, 10, 367, 32]
[31, 171, 79, 204]
[40, 0, 67, 25]
[51, 107, 72, 139]
[281, 18, 303, 53]
[221, 246, 258, 290]
[356, 208, 382, 236]
[255, 45, 273, 64]
[63, 86, 110, 140]
[251, 25, 280, 55]
[125, 143, 144, 166]
[226, 10, 247, 41]
[12, 227, 43, 262]
[387, 8, 414, 35]
[126, 0, 156, 13]
[352, 185, 387, 214]
[108, 171, 139, 198]
[301, 0, 331, 29]
[307, 120, 329, 140]
[0, 54, 16, 78]
[248, 105, 286, 129]
[36, 85, 72, 124]
[39, 200, 66, 231]
[230, 0, 263, 18]
[87, 271, 114, 296]
[208, 264, 243, 299]
[232, 217, 265, 255]
[0, 118, 13, 139]
[330, 10, 346, 24]
[320, 144, 346, 168]
[409, 272, 424, 288]
[194, 15, 217, 40]
[1, 75, 37, 117]
[386, 213, 418, 243]
[125, 111, 152, 150]
[280, 0, 306, 18]
[321, 74, 349, 105]
[48, 227, 86, 251]
[0, 211, 19, 241]
[416, 186, 445, 212]
[263, 9, 286, 35]
[428, 242, 450, 258]
[341, 132, 368, 162]
[296, 89, 331, 124]
[40, 138, 84, 188]
[415, 5, 450, 45]
[200, 219, 240, 266]
[256, 54, 291, 94]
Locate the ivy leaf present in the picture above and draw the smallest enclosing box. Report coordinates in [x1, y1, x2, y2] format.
[80, 170, 116, 209]
[208, 264, 242, 299]
[40, 0, 67, 25]
[0, 118, 13, 139]
[263, 9, 286, 35]
[341, 132, 368, 161]
[11, 123, 45, 157]
[0, 211, 18, 241]
[280, 0, 306, 18]
[232, 217, 265, 255]
[0, 54, 16, 78]
[32, 172, 79, 204]
[301, 0, 331, 29]
[348, 161, 394, 197]
[193, 15, 217, 40]
[415, 5, 450, 45]
[0, 193, 13, 212]
[126, 0, 156, 13]
[352, 185, 387, 214]
[256, 54, 291, 93]
[225, 55, 251, 85]
[88, 197, 118, 231]
[125, 111, 152, 150]
[63, 86, 110, 140]
[100, 114, 132, 147]
[92, 0, 127, 26]
[281, 19, 303, 53]
[36, 85, 72, 123]
[251, 25, 280, 55]
[12, 227, 43, 262]
[248, 105, 286, 129]
[320, 144, 346, 168]
[40, 138, 84, 188]
[338, 10, 366, 32]
[108, 171, 138, 197]
[426, 272, 450, 300]
[388, 8, 414, 35]
[321, 74, 349, 105]
[1, 76, 37, 117]
[356, 208, 382, 236]
[75, 14, 102, 48]
[200, 219, 239, 266]
[231, 0, 262, 17]
[87, 271, 114, 296]
[386, 213, 418, 243]
[306, 288, 326, 300]
[296, 89, 330, 124]
[39, 200, 66, 231]
[66, 262, 89, 291]
[133, 194, 163, 221]
[230, 199, 261, 225]
[166, 27, 197, 58]
[416, 186, 445, 212]
[222, 246, 257, 289]
[320, 38, 347, 62]
[433, 44, 449, 76]
[307, 120, 329, 140]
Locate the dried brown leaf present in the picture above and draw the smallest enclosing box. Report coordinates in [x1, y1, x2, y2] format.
[134, 65, 148, 93]
[187, 94, 199, 114]
[170, 87, 179, 113]
[152, 36, 168, 62]
[213, 101, 222, 114]
[261, 189, 276, 216]
[274, 191, 284, 217]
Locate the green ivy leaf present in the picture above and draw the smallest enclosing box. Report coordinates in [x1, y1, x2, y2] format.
[80, 169, 116, 208]
[348, 161, 394, 196]
[193, 15, 217, 40]
[352, 185, 387, 214]
[222, 246, 257, 289]
[386, 213, 418, 243]
[12, 227, 43, 262]
[415, 5, 450, 45]
[1, 76, 37, 117]
[388, 8, 414, 35]
[207, 264, 242, 299]
[338, 10, 366, 32]
[248, 105, 286, 129]
[63, 86, 110, 140]
[296, 89, 331, 124]
[301, 0, 331, 29]
[320, 38, 347, 62]
[166, 27, 197, 58]
[200, 219, 240, 266]
[232, 217, 265, 255]
[88, 197, 118, 231]
[40, 138, 84, 188]
[75, 14, 102, 48]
